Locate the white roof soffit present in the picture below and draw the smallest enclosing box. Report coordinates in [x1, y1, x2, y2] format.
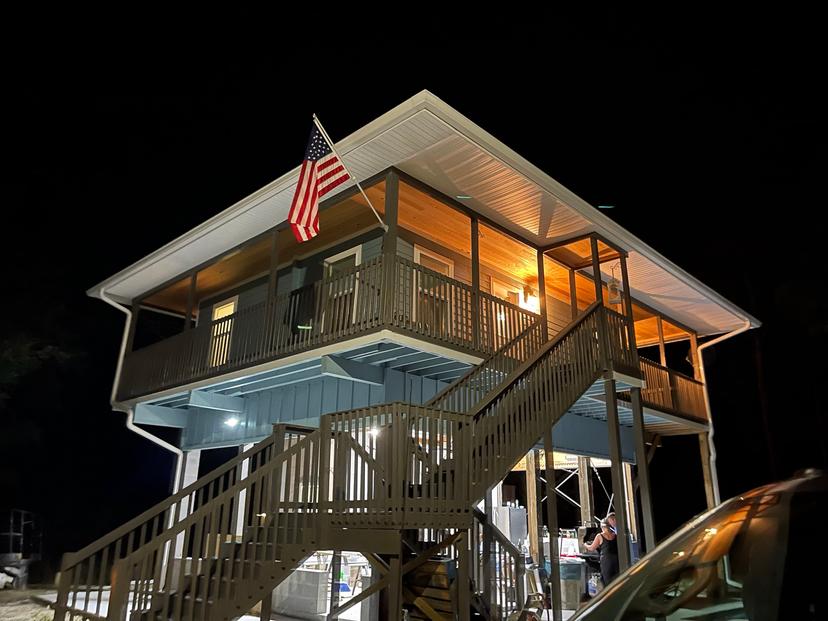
[89, 90, 759, 337]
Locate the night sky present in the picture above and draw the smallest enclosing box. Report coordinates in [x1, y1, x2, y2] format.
[3, 9, 826, 574]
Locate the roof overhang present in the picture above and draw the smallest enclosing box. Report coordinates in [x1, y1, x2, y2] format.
[88, 90, 759, 337]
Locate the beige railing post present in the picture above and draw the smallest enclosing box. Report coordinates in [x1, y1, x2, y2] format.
[319, 415, 332, 517]
[53, 564, 71, 621]
[109, 559, 130, 621]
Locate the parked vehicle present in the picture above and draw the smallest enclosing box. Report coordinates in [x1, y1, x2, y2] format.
[570, 468, 826, 620]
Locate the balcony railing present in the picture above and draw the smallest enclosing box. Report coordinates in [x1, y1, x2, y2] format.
[118, 255, 539, 400]
[627, 357, 707, 421]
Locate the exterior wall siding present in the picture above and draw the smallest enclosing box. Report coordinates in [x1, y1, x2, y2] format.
[179, 372, 637, 464]
[180, 367, 450, 450]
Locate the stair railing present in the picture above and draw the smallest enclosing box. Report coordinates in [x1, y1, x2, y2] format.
[55, 434, 284, 621]
[426, 319, 545, 414]
[468, 303, 636, 498]
[55, 428, 320, 621]
[472, 508, 525, 620]
[107, 429, 322, 621]
[321, 403, 472, 531]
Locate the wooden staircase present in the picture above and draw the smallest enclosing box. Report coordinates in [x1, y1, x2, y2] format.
[56, 301, 636, 621]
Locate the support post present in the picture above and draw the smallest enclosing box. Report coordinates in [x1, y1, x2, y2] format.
[604, 378, 631, 571]
[471, 216, 480, 350]
[689, 332, 701, 380]
[482, 489, 493, 606]
[457, 531, 470, 621]
[543, 430, 562, 621]
[387, 553, 403, 620]
[619, 255, 638, 353]
[630, 388, 656, 553]
[620, 252, 654, 556]
[126, 304, 140, 352]
[259, 590, 272, 621]
[174, 450, 201, 558]
[382, 170, 399, 325]
[590, 236, 604, 306]
[267, 229, 279, 300]
[568, 268, 578, 320]
[656, 316, 667, 366]
[330, 550, 342, 615]
[622, 463, 638, 551]
[577, 457, 595, 525]
[234, 443, 255, 538]
[698, 432, 717, 510]
[537, 249, 549, 341]
[359, 561, 379, 621]
[526, 450, 541, 565]
[184, 273, 197, 331]
[319, 415, 332, 515]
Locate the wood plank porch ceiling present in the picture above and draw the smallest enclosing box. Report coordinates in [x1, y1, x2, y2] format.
[89, 91, 757, 337]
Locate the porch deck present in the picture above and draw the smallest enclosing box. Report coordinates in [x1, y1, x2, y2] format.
[119, 255, 536, 401]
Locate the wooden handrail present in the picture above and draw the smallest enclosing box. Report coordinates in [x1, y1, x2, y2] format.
[119, 255, 545, 400]
[59, 430, 323, 621]
[639, 356, 704, 387]
[59, 435, 277, 569]
[472, 508, 525, 617]
[468, 302, 602, 420]
[634, 356, 707, 420]
[426, 318, 545, 413]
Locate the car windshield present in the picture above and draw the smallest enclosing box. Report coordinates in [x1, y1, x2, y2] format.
[572, 473, 825, 620]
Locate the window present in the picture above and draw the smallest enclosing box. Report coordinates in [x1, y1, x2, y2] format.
[414, 245, 455, 278]
[322, 246, 361, 331]
[490, 277, 520, 306]
[412, 245, 455, 331]
[209, 296, 237, 367]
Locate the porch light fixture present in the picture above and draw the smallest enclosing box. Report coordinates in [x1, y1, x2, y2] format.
[369, 428, 379, 438]
[296, 324, 313, 330]
[598, 205, 615, 209]
[455, 194, 472, 200]
[224, 416, 240, 428]
[521, 285, 541, 314]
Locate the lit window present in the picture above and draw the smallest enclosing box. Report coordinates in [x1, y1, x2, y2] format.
[209, 297, 237, 366]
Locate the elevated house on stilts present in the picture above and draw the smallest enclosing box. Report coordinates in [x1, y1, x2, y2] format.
[56, 91, 758, 621]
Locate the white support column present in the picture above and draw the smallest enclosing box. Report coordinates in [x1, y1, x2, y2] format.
[174, 450, 201, 558]
[235, 443, 255, 539]
[622, 463, 638, 556]
[181, 450, 202, 488]
[491, 481, 503, 508]
[577, 457, 595, 526]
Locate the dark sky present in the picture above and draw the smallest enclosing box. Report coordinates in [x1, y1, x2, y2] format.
[3, 8, 826, 569]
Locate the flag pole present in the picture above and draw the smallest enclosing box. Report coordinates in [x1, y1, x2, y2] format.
[312, 114, 388, 232]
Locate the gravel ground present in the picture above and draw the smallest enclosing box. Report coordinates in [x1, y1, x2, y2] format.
[0, 590, 53, 621]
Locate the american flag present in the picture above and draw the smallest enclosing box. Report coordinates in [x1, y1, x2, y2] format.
[288, 123, 350, 242]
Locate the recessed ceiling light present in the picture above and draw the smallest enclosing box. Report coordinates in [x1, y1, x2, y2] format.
[597, 205, 615, 209]
[224, 416, 240, 428]
[455, 194, 472, 200]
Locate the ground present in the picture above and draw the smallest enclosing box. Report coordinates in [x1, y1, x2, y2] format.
[0, 589, 53, 621]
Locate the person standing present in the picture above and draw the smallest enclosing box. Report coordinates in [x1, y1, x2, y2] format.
[585, 512, 620, 586]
